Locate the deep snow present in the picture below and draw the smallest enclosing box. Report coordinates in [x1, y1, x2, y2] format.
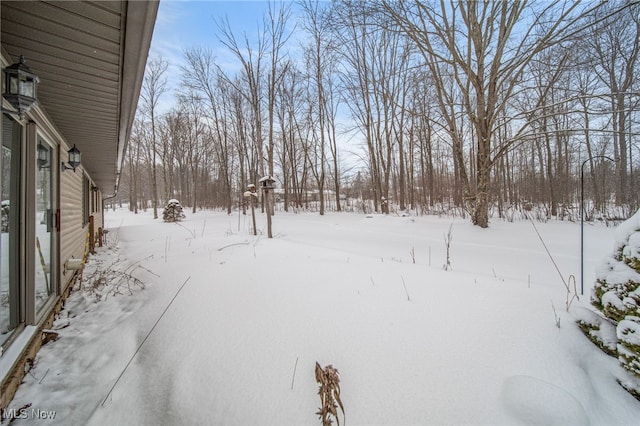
[3, 207, 640, 425]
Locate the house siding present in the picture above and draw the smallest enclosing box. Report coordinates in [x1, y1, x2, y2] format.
[1, 110, 106, 411]
[1, 0, 157, 412]
[59, 149, 85, 290]
[59, 147, 104, 291]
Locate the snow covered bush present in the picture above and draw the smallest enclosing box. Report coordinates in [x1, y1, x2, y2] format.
[618, 317, 640, 378]
[162, 199, 185, 222]
[587, 208, 640, 398]
[576, 307, 618, 357]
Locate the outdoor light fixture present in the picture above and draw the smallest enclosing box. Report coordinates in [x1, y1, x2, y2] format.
[37, 141, 49, 169]
[61, 145, 81, 172]
[2, 55, 39, 118]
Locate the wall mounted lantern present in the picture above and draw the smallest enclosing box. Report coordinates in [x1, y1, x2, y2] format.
[2, 55, 39, 119]
[37, 141, 49, 169]
[61, 145, 81, 172]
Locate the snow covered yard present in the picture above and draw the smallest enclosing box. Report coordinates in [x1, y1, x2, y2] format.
[4, 207, 640, 425]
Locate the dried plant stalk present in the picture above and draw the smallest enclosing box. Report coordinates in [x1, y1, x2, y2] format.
[315, 362, 345, 426]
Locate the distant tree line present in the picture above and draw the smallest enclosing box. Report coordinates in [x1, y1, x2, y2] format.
[118, 0, 640, 227]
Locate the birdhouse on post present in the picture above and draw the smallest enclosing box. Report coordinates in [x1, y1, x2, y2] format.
[259, 176, 276, 238]
[259, 176, 276, 191]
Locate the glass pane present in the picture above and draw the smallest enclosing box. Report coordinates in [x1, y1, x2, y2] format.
[35, 139, 53, 313]
[21, 80, 34, 98]
[9, 75, 18, 95]
[1, 115, 21, 347]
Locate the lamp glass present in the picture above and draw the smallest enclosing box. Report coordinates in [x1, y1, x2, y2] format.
[3, 56, 39, 115]
[68, 145, 81, 168]
[37, 142, 48, 165]
[21, 80, 34, 98]
[9, 75, 18, 94]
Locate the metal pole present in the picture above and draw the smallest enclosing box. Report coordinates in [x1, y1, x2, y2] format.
[580, 155, 615, 297]
[580, 160, 585, 295]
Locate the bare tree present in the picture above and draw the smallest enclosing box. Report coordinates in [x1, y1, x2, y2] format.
[119, 0, 640, 224]
[301, 0, 331, 214]
[175, 91, 208, 213]
[139, 56, 169, 219]
[182, 47, 236, 213]
[587, 1, 640, 205]
[217, 15, 268, 178]
[266, 1, 293, 179]
[378, 0, 621, 227]
[333, 0, 413, 214]
[274, 61, 306, 211]
[128, 119, 145, 213]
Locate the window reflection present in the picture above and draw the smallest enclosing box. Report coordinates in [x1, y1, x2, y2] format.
[35, 138, 53, 313]
[1, 115, 21, 347]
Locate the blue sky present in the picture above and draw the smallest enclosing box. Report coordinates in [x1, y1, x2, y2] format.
[152, 0, 272, 52]
[148, 0, 307, 113]
[147, 0, 362, 166]
[150, 1, 296, 88]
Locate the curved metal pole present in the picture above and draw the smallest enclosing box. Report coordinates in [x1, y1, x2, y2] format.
[580, 155, 615, 296]
[581, 160, 585, 295]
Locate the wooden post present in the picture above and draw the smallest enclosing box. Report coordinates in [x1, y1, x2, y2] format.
[250, 197, 257, 236]
[89, 215, 95, 254]
[245, 184, 258, 236]
[265, 189, 273, 238]
[259, 177, 275, 239]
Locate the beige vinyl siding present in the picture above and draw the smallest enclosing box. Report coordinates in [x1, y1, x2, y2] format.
[59, 150, 102, 292]
[59, 161, 104, 291]
[59, 146, 84, 290]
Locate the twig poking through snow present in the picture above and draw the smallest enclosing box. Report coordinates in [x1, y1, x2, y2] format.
[401, 275, 411, 301]
[565, 275, 579, 311]
[291, 357, 299, 390]
[551, 301, 561, 329]
[138, 265, 160, 278]
[175, 221, 196, 239]
[164, 236, 169, 263]
[217, 242, 250, 251]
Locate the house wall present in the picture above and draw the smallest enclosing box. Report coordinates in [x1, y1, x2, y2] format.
[1, 73, 105, 412]
[1, 0, 157, 413]
[59, 155, 103, 290]
[28, 108, 103, 292]
[60, 156, 84, 287]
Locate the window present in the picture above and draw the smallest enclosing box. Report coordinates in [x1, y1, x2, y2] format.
[82, 173, 89, 226]
[35, 136, 54, 314]
[1, 114, 22, 347]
